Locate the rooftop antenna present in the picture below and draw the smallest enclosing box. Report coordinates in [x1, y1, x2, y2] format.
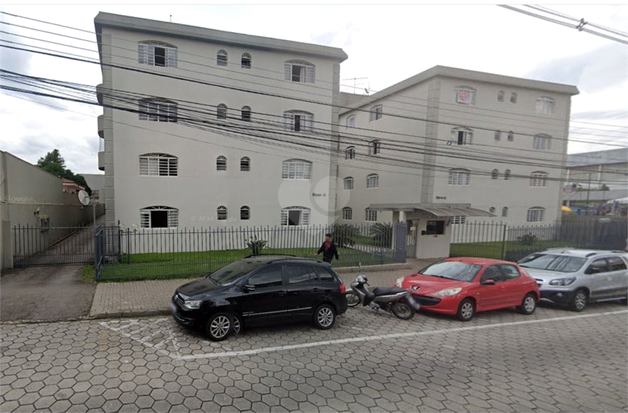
[342, 77, 368, 94]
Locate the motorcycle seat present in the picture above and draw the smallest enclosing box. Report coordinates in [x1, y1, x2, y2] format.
[372, 287, 407, 296]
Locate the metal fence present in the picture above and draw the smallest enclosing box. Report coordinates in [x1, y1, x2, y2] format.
[96, 222, 407, 281]
[12, 224, 96, 267]
[450, 217, 628, 262]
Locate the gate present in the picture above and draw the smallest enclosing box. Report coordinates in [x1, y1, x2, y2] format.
[12, 224, 96, 267]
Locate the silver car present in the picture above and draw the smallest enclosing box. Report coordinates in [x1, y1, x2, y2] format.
[519, 249, 628, 312]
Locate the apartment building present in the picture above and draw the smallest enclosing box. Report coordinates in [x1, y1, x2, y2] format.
[95, 12, 347, 228]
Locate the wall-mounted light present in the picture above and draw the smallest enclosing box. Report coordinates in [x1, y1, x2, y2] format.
[34, 207, 40, 216]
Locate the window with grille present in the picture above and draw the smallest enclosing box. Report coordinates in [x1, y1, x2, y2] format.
[217, 156, 227, 171]
[343, 177, 354, 190]
[510, 92, 517, 103]
[140, 206, 178, 228]
[139, 153, 178, 177]
[491, 169, 498, 180]
[507, 131, 514, 141]
[346, 116, 356, 128]
[533, 134, 551, 150]
[240, 206, 250, 220]
[284, 60, 315, 83]
[282, 160, 312, 180]
[494, 130, 501, 141]
[241, 53, 251, 69]
[138, 41, 177, 67]
[342, 207, 352, 220]
[530, 171, 548, 187]
[448, 169, 470, 186]
[283, 111, 313, 132]
[240, 157, 250, 172]
[454, 86, 476, 105]
[366, 174, 379, 189]
[370, 105, 383, 121]
[451, 127, 473, 145]
[504, 169, 511, 180]
[451, 216, 466, 224]
[217, 50, 228, 66]
[536, 96, 555, 114]
[281, 206, 310, 226]
[241, 106, 251, 121]
[138, 99, 178, 122]
[497, 91, 504, 102]
[345, 146, 356, 160]
[217, 104, 228, 120]
[368, 140, 381, 155]
[365, 208, 377, 222]
[527, 207, 545, 222]
[502, 207, 508, 217]
[217, 206, 227, 220]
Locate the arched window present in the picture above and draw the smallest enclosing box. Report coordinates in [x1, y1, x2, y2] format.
[507, 131, 514, 141]
[368, 140, 381, 155]
[530, 171, 548, 187]
[140, 206, 178, 228]
[241, 53, 251, 69]
[510, 92, 517, 103]
[282, 159, 312, 180]
[504, 169, 511, 180]
[281, 206, 310, 226]
[366, 174, 379, 189]
[345, 146, 356, 160]
[527, 207, 545, 222]
[138, 98, 177, 122]
[448, 169, 470, 186]
[217, 206, 228, 220]
[454, 86, 476, 105]
[451, 127, 473, 145]
[240, 206, 250, 220]
[494, 130, 501, 141]
[283, 110, 313, 132]
[216, 156, 227, 171]
[346, 116, 356, 128]
[284, 60, 315, 83]
[491, 169, 499, 180]
[533, 134, 551, 150]
[497, 91, 504, 102]
[217, 50, 228, 66]
[343, 177, 354, 190]
[342, 207, 353, 220]
[370, 105, 383, 121]
[138, 41, 177, 67]
[502, 207, 508, 217]
[139, 153, 178, 176]
[489, 207, 496, 214]
[240, 157, 250, 172]
[241, 106, 251, 121]
[365, 208, 377, 222]
[536, 96, 555, 114]
[217, 104, 228, 119]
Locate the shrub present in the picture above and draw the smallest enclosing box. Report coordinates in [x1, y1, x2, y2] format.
[331, 224, 359, 248]
[245, 235, 267, 255]
[370, 223, 393, 248]
[517, 233, 538, 246]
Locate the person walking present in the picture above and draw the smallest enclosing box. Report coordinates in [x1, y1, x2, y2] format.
[316, 233, 339, 264]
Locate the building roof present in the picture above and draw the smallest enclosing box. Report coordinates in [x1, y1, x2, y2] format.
[94, 12, 348, 62]
[567, 148, 628, 167]
[340, 65, 579, 114]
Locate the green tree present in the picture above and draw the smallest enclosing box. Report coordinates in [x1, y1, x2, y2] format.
[37, 149, 92, 195]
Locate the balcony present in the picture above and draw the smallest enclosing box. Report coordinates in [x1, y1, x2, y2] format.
[97, 114, 104, 138]
[96, 83, 103, 106]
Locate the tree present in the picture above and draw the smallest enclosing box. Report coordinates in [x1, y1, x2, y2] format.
[37, 149, 92, 195]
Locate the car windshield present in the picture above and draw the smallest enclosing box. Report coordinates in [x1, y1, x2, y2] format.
[208, 260, 259, 285]
[519, 254, 586, 273]
[418, 261, 482, 282]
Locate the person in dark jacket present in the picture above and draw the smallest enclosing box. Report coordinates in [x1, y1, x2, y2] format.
[316, 233, 339, 263]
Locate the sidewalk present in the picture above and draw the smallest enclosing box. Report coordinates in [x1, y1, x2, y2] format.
[89, 259, 433, 319]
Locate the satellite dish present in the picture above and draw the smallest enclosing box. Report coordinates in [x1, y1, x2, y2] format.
[78, 190, 90, 206]
[563, 183, 578, 197]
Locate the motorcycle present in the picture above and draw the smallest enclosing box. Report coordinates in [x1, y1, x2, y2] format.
[346, 268, 420, 320]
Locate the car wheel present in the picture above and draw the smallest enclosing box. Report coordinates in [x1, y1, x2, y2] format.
[205, 312, 232, 341]
[345, 291, 360, 308]
[569, 289, 588, 312]
[517, 293, 537, 315]
[313, 304, 336, 330]
[232, 314, 243, 336]
[456, 298, 475, 322]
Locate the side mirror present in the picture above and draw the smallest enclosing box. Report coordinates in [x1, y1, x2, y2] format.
[481, 279, 496, 286]
[243, 284, 255, 292]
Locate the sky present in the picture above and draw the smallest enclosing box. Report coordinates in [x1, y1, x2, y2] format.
[0, 1, 626, 175]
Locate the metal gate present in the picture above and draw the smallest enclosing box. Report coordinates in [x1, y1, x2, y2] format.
[12, 224, 96, 267]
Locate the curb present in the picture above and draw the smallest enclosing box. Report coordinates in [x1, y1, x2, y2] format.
[89, 309, 171, 320]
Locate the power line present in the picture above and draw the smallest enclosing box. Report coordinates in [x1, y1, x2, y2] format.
[525, 5, 628, 38]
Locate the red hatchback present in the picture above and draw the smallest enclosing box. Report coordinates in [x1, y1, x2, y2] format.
[396, 258, 540, 321]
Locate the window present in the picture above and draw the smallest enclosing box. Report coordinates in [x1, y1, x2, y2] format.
[608, 257, 627, 271]
[286, 264, 317, 284]
[240, 157, 250, 172]
[510, 92, 517, 103]
[284, 111, 313, 132]
[316, 266, 335, 282]
[343, 177, 354, 190]
[138, 99, 178, 122]
[530, 171, 548, 187]
[497, 91, 504, 102]
[502, 207, 508, 217]
[284, 60, 315, 83]
[587, 259, 609, 275]
[504, 169, 511, 180]
[533, 134, 551, 150]
[217, 206, 228, 221]
[140, 206, 178, 228]
[241, 53, 251, 69]
[365, 208, 377, 222]
[527, 207, 545, 222]
[536, 96, 555, 114]
[342, 207, 353, 220]
[281, 206, 310, 226]
[366, 174, 379, 189]
[217, 156, 227, 171]
[139, 153, 178, 177]
[491, 169, 499, 180]
[448, 169, 470, 186]
[370, 105, 383, 121]
[481, 266, 503, 283]
[507, 131, 514, 141]
[451, 216, 466, 224]
[489, 207, 496, 214]
[247, 266, 283, 289]
[451, 127, 473, 145]
[282, 159, 312, 180]
[425, 220, 445, 235]
[454, 86, 476, 105]
[138, 41, 177, 68]
[345, 146, 356, 160]
[217, 50, 228, 66]
[494, 130, 501, 141]
[240, 206, 250, 220]
[368, 140, 381, 155]
[217, 104, 228, 120]
[241, 106, 251, 122]
[346, 116, 356, 128]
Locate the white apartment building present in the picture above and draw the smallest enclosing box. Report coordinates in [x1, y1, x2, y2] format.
[95, 12, 347, 229]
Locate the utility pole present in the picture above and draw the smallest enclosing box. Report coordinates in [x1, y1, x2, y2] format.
[586, 172, 592, 216]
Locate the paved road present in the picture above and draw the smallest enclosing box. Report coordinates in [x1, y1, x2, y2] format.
[1, 302, 626, 412]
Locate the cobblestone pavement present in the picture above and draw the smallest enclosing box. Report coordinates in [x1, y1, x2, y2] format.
[1, 302, 627, 413]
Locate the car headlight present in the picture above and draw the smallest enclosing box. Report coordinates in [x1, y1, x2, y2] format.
[182, 300, 202, 310]
[549, 277, 576, 286]
[432, 287, 462, 297]
[395, 277, 405, 288]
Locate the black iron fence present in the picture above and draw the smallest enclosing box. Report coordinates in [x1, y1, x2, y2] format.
[95, 222, 407, 281]
[12, 224, 96, 267]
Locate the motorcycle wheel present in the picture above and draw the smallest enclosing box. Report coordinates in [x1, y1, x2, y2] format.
[392, 302, 414, 320]
[345, 291, 360, 308]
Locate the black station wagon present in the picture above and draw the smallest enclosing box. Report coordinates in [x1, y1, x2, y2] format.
[172, 256, 348, 341]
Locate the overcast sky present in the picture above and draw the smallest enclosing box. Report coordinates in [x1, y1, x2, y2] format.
[0, 1, 626, 175]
